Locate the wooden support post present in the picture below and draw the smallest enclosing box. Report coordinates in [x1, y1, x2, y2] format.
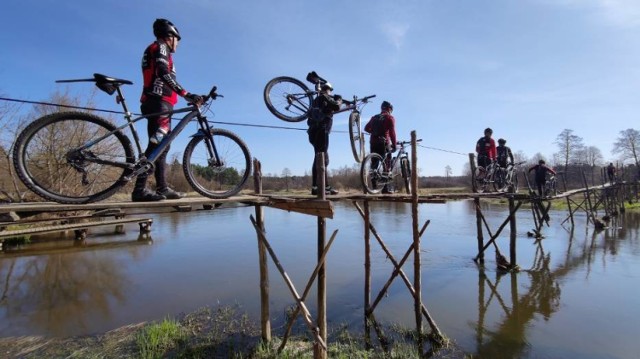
[315, 152, 327, 359]
[469, 153, 477, 192]
[410, 131, 423, 341]
[250, 215, 327, 350]
[508, 196, 517, 267]
[253, 158, 270, 342]
[582, 171, 597, 224]
[561, 173, 574, 228]
[363, 200, 372, 349]
[475, 197, 484, 263]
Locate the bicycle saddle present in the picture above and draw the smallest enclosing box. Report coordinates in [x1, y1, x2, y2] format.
[56, 73, 133, 95]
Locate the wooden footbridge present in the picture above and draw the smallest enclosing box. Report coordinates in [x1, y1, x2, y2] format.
[1, 131, 636, 358]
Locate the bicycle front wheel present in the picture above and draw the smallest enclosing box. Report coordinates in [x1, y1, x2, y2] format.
[361, 153, 387, 194]
[263, 76, 312, 122]
[493, 168, 508, 192]
[13, 111, 135, 203]
[183, 128, 251, 198]
[348, 112, 365, 163]
[474, 167, 488, 193]
[400, 157, 411, 194]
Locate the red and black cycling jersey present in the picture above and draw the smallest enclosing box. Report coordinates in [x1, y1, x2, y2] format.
[140, 40, 187, 105]
[476, 136, 496, 160]
[364, 111, 397, 146]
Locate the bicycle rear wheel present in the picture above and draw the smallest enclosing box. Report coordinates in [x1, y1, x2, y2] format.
[474, 167, 488, 193]
[361, 153, 387, 194]
[263, 76, 312, 122]
[400, 158, 411, 194]
[348, 111, 365, 163]
[183, 128, 251, 198]
[12, 111, 135, 203]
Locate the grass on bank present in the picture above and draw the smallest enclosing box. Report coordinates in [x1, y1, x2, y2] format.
[0, 305, 466, 358]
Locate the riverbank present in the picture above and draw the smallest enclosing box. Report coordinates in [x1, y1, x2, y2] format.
[0, 305, 466, 358]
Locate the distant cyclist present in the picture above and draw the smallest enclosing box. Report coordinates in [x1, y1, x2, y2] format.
[476, 128, 496, 168]
[364, 101, 397, 194]
[607, 162, 616, 183]
[307, 76, 342, 195]
[528, 160, 556, 197]
[496, 138, 514, 168]
[133, 18, 203, 202]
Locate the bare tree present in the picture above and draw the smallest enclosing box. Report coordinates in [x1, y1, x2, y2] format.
[0, 89, 102, 202]
[612, 128, 640, 168]
[554, 129, 584, 172]
[281, 167, 292, 192]
[513, 150, 528, 164]
[580, 146, 603, 167]
[444, 165, 452, 180]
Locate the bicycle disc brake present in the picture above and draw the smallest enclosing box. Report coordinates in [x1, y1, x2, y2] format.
[66, 150, 95, 186]
[208, 157, 225, 168]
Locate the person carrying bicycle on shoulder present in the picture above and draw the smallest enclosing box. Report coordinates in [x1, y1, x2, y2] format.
[132, 18, 204, 202]
[496, 138, 514, 168]
[364, 101, 397, 194]
[528, 159, 556, 197]
[476, 127, 497, 170]
[307, 77, 342, 195]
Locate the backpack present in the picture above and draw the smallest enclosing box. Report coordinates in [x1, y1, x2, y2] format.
[369, 114, 386, 142]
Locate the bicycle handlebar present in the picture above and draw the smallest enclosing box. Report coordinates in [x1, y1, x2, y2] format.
[397, 139, 423, 146]
[342, 94, 376, 106]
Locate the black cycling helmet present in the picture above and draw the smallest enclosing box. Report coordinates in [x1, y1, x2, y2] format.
[153, 18, 181, 40]
[484, 127, 493, 135]
[381, 101, 393, 111]
[539, 159, 545, 164]
[498, 138, 506, 144]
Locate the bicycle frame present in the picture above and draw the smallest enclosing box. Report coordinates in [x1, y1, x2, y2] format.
[68, 84, 219, 181]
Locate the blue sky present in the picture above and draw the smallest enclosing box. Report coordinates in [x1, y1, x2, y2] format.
[2, 0, 639, 177]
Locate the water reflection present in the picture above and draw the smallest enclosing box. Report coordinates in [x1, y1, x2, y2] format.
[0, 234, 152, 336]
[470, 209, 640, 359]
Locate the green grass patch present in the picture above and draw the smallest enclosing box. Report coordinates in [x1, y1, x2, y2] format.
[135, 317, 185, 359]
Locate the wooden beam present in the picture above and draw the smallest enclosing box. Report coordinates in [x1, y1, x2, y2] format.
[267, 199, 334, 219]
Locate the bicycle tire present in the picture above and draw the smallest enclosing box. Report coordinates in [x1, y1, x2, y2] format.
[361, 153, 387, 194]
[474, 167, 488, 193]
[348, 111, 365, 163]
[263, 76, 312, 122]
[400, 158, 411, 194]
[509, 172, 519, 193]
[183, 128, 251, 198]
[13, 111, 135, 204]
[493, 167, 508, 192]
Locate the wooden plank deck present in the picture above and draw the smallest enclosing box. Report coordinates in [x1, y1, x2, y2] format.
[0, 217, 153, 240]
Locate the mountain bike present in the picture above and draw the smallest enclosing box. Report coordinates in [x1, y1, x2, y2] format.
[544, 175, 558, 197]
[474, 160, 498, 193]
[360, 140, 421, 194]
[493, 161, 525, 193]
[263, 71, 375, 163]
[13, 73, 251, 204]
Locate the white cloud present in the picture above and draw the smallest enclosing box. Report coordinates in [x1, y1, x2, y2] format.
[381, 22, 410, 50]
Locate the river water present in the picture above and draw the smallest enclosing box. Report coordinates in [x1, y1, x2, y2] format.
[1, 200, 639, 358]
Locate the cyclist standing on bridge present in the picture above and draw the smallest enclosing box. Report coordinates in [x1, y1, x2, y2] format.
[307, 78, 342, 195]
[528, 159, 556, 197]
[364, 101, 397, 194]
[496, 138, 514, 168]
[475, 128, 496, 169]
[132, 18, 204, 202]
[607, 162, 617, 183]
